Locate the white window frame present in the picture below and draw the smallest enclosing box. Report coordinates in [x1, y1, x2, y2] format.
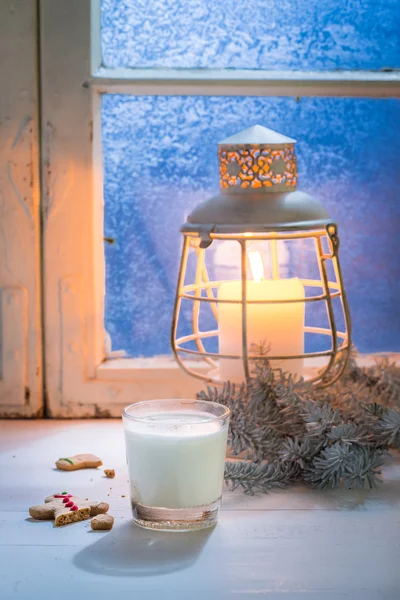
[0, 2, 42, 417]
[40, 0, 400, 417]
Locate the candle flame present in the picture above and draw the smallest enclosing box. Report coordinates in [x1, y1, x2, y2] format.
[249, 251, 264, 283]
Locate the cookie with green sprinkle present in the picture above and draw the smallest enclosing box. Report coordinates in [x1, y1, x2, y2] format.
[55, 454, 103, 471]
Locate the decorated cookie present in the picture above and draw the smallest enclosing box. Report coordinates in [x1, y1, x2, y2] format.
[29, 492, 109, 527]
[55, 453, 103, 471]
[91, 514, 114, 531]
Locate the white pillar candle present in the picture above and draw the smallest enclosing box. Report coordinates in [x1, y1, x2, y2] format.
[124, 410, 228, 509]
[218, 253, 305, 382]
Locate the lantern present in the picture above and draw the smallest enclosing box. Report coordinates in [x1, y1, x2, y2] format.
[171, 125, 351, 386]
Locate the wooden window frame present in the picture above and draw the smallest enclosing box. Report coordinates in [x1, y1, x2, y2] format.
[40, 0, 400, 417]
[0, 2, 42, 417]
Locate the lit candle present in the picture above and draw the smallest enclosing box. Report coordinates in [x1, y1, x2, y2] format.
[218, 251, 305, 382]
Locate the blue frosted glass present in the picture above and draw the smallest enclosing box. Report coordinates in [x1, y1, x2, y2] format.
[101, 0, 400, 70]
[102, 96, 400, 357]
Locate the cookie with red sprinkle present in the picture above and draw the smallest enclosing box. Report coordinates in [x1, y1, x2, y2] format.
[29, 492, 109, 527]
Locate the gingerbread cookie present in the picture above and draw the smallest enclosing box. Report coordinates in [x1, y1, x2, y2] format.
[29, 492, 109, 527]
[91, 514, 114, 531]
[55, 453, 103, 471]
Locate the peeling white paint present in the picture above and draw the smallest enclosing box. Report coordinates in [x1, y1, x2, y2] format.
[0, 1, 42, 416]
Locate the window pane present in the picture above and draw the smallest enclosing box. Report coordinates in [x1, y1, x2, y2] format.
[101, 0, 400, 70]
[102, 96, 400, 358]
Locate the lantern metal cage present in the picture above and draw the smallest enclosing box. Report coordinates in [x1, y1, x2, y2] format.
[171, 126, 351, 387]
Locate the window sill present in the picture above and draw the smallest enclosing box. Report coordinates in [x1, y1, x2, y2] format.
[97, 356, 210, 381]
[97, 352, 400, 381]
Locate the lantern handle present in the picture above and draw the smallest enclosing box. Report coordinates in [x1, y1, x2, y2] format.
[199, 229, 214, 249]
[326, 223, 340, 257]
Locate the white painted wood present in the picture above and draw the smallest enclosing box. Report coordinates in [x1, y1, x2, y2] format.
[0, 287, 27, 406]
[52, 274, 204, 416]
[0, 420, 399, 599]
[93, 67, 400, 98]
[91, 0, 400, 98]
[39, 0, 221, 416]
[40, 0, 105, 415]
[0, 1, 42, 416]
[1, 420, 399, 513]
[97, 353, 400, 381]
[90, 0, 102, 73]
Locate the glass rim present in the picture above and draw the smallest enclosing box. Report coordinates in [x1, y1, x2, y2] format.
[123, 398, 230, 425]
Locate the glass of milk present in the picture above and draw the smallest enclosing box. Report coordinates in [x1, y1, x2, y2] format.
[123, 399, 230, 531]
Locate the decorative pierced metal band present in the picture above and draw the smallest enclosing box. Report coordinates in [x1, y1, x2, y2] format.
[219, 146, 298, 191]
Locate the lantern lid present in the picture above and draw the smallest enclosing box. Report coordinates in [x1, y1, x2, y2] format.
[219, 125, 296, 147]
[181, 190, 332, 235]
[218, 124, 298, 193]
[181, 125, 332, 235]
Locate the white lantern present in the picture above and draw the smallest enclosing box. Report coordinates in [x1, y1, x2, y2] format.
[171, 126, 351, 386]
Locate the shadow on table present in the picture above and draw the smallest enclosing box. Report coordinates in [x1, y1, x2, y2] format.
[73, 520, 213, 577]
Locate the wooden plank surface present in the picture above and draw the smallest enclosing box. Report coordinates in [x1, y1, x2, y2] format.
[0, 420, 399, 599]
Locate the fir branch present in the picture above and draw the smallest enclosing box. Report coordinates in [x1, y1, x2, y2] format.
[302, 401, 341, 438]
[307, 442, 352, 489]
[308, 443, 384, 490]
[342, 447, 385, 490]
[363, 402, 385, 416]
[326, 423, 373, 445]
[224, 460, 295, 495]
[199, 379, 288, 461]
[375, 409, 400, 448]
[197, 353, 400, 495]
[279, 437, 322, 469]
[355, 358, 400, 408]
[248, 367, 306, 438]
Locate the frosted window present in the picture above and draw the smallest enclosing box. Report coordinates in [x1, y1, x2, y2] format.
[102, 96, 400, 358]
[101, 0, 400, 70]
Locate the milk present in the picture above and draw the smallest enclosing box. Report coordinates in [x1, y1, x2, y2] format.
[124, 410, 228, 509]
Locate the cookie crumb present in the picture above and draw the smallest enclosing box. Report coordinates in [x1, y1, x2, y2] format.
[104, 469, 115, 479]
[121, 495, 126, 498]
[91, 514, 114, 531]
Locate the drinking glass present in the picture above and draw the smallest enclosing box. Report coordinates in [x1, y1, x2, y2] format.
[123, 399, 230, 531]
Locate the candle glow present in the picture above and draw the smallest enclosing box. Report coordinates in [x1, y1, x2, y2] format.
[249, 250, 264, 283]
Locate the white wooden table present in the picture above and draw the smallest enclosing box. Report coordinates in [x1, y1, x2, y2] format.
[0, 420, 399, 599]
